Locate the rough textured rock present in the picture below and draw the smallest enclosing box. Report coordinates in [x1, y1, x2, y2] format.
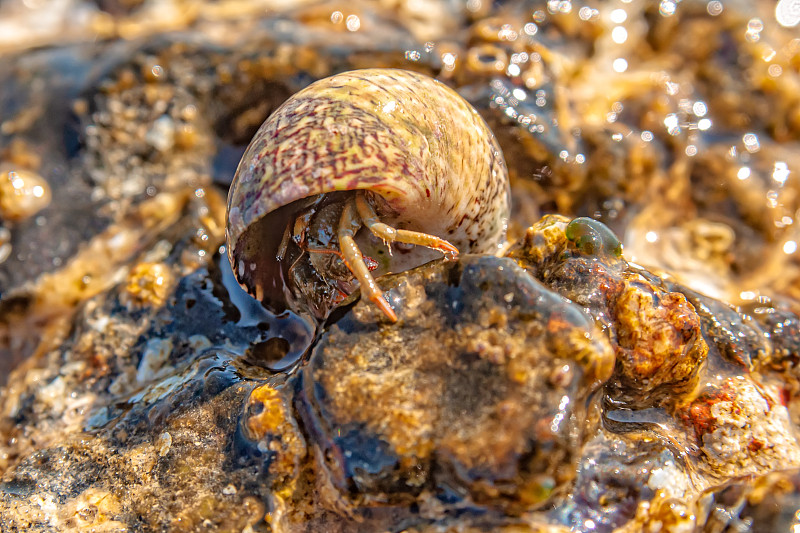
[286, 256, 613, 524]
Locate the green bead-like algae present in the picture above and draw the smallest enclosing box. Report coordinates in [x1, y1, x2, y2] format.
[565, 217, 623, 258]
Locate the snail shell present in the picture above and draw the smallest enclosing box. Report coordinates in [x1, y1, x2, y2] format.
[226, 68, 510, 319]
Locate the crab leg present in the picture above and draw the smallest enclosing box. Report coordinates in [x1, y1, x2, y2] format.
[338, 198, 398, 322]
[354, 192, 459, 257]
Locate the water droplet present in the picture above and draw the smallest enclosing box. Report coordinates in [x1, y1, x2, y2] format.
[692, 101, 707, 116]
[776, 0, 800, 27]
[578, 7, 594, 20]
[707, 0, 723, 16]
[610, 8, 627, 23]
[773, 161, 790, 184]
[611, 26, 628, 44]
[743, 132, 760, 153]
[664, 113, 681, 135]
[737, 167, 751, 180]
[659, 0, 677, 17]
[345, 14, 360, 32]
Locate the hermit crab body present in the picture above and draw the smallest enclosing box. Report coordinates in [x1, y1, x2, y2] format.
[226, 68, 510, 321]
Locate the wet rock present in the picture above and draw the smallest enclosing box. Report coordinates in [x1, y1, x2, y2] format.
[673, 374, 798, 480]
[554, 433, 686, 532]
[245, 254, 614, 530]
[0, 44, 111, 291]
[508, 216, 708, 408]
[0, 167, 51, 223]
[672, 286, 768, 370]
[510, 216, 800, 497]
[0, 203, 313, 531]
[0, 382, 268, 532]
[241, 378, 306, 505]
[695, 468, 800, 533]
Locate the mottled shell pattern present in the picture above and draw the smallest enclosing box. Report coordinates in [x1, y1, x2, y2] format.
[226, 68, 510, 313]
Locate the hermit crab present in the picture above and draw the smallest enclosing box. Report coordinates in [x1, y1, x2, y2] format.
[226, 68, 510, 322]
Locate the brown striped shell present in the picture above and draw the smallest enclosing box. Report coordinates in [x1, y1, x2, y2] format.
[226, 68, 510, 319]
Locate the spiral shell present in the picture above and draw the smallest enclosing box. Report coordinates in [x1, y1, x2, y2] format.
[226, 68, 510, 318]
